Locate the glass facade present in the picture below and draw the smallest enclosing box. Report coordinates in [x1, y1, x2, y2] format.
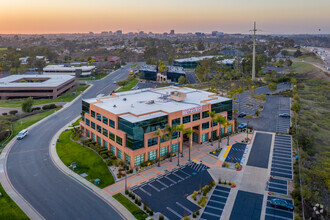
[211, 121, 218, 127]
[202, 122, 209, 130]
[102, 116, 108, 125]
[91, 110, 95, 118]
[110, 145, 115, 154]
[117, 149, 122, 159]
[211, 130, 217, 139]
[104, 141, 108, 149]
[97, 113, 101, 121]
[202, 133, 209, 142]
[109, 131, 115, 141]
[119, 115, 168, 150]
[92, 133, 96, 141]
[82, 101, 90, 115]
[148, 137, 158, 147]
[91, 122, 95, 129]
[97, 137, 101, 145]
[86, 129, 90, 138]
[202, 111, 209, 118]
[193, 133, 199, 143]
[172, 118, 181, 126]
[160, 146, 168, 157]
[109, 119, 115, 128]
[221, 128, 225, 135]
[227, 125, 232, 133]
[211, 100, 233, 120]
[116, 136, 122, 145]
[97, 125, 101, 133]
[134, 154, 145, 166]
[148, 150, 157, 161]
[125, 154, 131, 164]
[103, 128, 108, 137]
[193, 113, 200, 121]
[171, 143, 179, 153]
[183, 115, 191, 124]
[86, 119, 90, 126]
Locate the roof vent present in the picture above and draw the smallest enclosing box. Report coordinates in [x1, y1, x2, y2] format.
[123, 98, 127, 101]
[131, 104, 134, 108]
[113, 105, 117, 108]
[146, 100, 155, 104]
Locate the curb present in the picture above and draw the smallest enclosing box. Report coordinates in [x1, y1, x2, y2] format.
[0, 84, 93, 219]
[49, 117, 135, 220]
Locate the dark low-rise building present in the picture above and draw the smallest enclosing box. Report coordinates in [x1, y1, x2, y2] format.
[0, 75, 75, 100]
[139, 65, 186, 82]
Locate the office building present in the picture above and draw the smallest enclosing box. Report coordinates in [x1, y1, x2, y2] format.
[43, 65, 95, 77]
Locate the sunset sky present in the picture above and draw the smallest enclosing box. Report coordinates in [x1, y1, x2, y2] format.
[1, 0, 329, 34]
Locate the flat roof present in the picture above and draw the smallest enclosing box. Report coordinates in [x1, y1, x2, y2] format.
[139, 65, 157, 72]
[0, 75, 75, 88]
[84, 86, 230, 123]
[167, 66, 185, 74]
[174, 55, 222, 63]
[43, 65, 95, 71]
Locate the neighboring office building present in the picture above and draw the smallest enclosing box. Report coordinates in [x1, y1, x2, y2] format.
[43, 65, 95, 77]
[173, 56, 221, 69]
[0, 75, 75, 99]
[217, 59, 236, 69]
[80, 86, 234, 168]
[139, 65, 186, 82]
[19, 57, 29, 65]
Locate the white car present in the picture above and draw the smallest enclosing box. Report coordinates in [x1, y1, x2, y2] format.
[113, 81, 117, 84]
[17, 129, 28, 140]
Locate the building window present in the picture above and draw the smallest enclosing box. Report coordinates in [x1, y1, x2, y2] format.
[104, 141, 108, 149]
[148, 150, 157, 161]
[211, 121, 218, 127]
[172, 131, 179, 139]
[221, 128, 225, 135]
[193, 113, 200, 121]
[110, 145, 115, 155]
[202, 133, 209, 142]
[116, 136, 122, 145]
[103, 128, 108, 137]
[160, 146, 168, 157]
[91, 110, 95, 118]
[97, 125, 102, 133]
[148, 137, 158, 147]
[202, 111, 209, 118]
[160, 134, 168, 143]
[86, 119, 90, 126]
[81, 127, 85, 135]
[109, 131, 115, 141]
[117, 149, 122, 159]
[86, 129, 90, 138]
[92, 133, 96, 141]
[171, 143, 178, 153]
[81, 115, 85, 122]
[202, 122, 209, 130]
[97, 137, 102, 145]
[102, 116, 108, 125]
[211, 130, 217, 139]
[172, 118, 181, 126]
[227, 125, 232, 133]
[109, 119, 115, 128]
[183, 115, 191, 124]
[91, 122, 95, 129]
[97, 113, 101, 121]
[82, 101, 90, 115]
[134, 154, 145, 166]
[125, 154, 131, 164]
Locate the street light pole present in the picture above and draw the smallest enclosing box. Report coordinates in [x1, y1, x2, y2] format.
[246, 120, 249, 140]
[200, 160, 203, 193]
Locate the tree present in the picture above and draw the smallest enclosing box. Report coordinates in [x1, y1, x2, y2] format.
[175, 124, 185, 166]
[153, 128, 163, 167]
[168, 56, 173, 65]
[214, 115, 226, 149]
[290, 77, 297, 85]
[267, 82, 278, 94]
[291, 101, 300, 113]
[208, 111, 216, 145]
[281, 50, 289, 57]
[22, 97, 34, 112]
[197, 40, 205, 51]
[223, 121, 231, 145]
[178, 76, 188, 85]
[284, 59, 293, 67]
[164, 124, 176, 162]
[294, 49, 302, 58]
[157, 60, 168, 72]
[235, 88, 244, 114]
[185, 128, 194, 161]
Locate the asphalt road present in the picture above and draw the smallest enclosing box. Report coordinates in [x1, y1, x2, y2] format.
[6, 66, 131, 220]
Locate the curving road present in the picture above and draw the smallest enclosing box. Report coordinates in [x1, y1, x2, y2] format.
[6, 66, 132, 220]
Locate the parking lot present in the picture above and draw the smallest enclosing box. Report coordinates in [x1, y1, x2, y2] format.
[132, 162, 212, 220]
[200, 186, 231, 220]
[265, 196, 294, 220]
[270, 135, 293, 179]
[225, 143, 247, 164]
[268, 178, 288, 195]
[276, 97, 291, 133]
[229, 190, 264, 220]
[247, 133, 273, 169]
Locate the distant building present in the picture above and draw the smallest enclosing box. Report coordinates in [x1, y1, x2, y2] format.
[217, 59, 236, 69]
[170, 30, 175, 35]
[0, 75, 75, 99]
[212, 31, 218, 36]
[19, 57, 29, 65]
[43, 65, 95, 77]
[116, 30, 122, 36]
[173, 56, 221, 68]
[139, 65, 185, 82]
[221, 50, 244, 56]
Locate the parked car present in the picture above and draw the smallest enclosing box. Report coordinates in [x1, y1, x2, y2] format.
[238, 113, 247, 118]
[113, 81, 117, 84]
[238, 123, 247, 129]
[17, 129, 28, 140]
[270, 198, 294, 211]
[279, 113, 290, 118]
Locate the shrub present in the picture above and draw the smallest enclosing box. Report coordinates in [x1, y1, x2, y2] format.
[149, 210, 154, 216]
[218, 178, 221, 184]
[117, 173, 121, 178]
[22, 97, 33, 112]
[131, 194, 135, 200]
[196, 210, 199, 215]
[138, 200, 141, 206]
[231, 182, 236, 187]
[105, 159, 112, 166]
[2, 112, 7, 116]
[193, 213, 196, 218]
[143, 204, 147, 210]
[223, 162, 229, 168]
[111, 155, 116, 160]
[9, 110, 18, 115]
[125, 189, 129, 195]
[129, 192, 133, 198]
[101, 154, 108, 159]
[135, 198, 138, 204]
[159, 215, 164, 220]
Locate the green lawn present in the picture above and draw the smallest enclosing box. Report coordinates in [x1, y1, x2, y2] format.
[1, 109, 57, 148]
[116, 79, 138, 93]
[113, 193, 148, 220]
[71, 117, 82, 127]
[0, 183, 29, 220]
[0, 85, 89, 108]
[131, 64, 137, 68]
[290, 62, 315, 74]
[56, 130, 114, 188]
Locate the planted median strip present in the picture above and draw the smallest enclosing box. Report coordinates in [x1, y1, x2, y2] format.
[113, 193, 148, 220]
[56, 129, 115, 188]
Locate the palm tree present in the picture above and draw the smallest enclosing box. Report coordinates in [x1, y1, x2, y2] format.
[164, 124, 176, 162]
[236, 87, 244, 114]
[214, 115, 226, 149]
[208, 111, 216, 146]
[153, 128, 163, 167]
[185, 127, 194, 161]
[223, 120, 231, 145]
[175, 124, 185, 166]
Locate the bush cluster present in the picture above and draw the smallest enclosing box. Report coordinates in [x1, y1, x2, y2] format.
[42, 104, 57, 110]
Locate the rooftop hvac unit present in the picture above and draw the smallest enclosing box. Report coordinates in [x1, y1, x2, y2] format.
[146, 100, 155, 104]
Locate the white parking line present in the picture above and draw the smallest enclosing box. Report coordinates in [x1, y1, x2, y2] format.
[265, 213, 292, 220]
[139, 187, 152, 196]
[207, 204, 223, 211]
[272, 159, 292, 165]
[272, 163, 292, 169]
[214, 188, 230, 195]
[172, 172, 185, 180]
[269, 181, 287, 187]
[165, 175, 176, 184]
[176, 202, 193, 214]
[266, 205, 293, 214]
[209, 199, 226, 205]
[212, 194, 228, 199]
[157, 179, 169, 188]
[166, 207, 183, 219]
[203, 211, 221, 218]
[148, 183, 161, 192]
[271, 170, 292, 177]
[268, 185, 287, 193]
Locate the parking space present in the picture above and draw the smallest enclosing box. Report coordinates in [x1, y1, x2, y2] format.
[270, 135, 293, 179]
[225, 143, 247, 164]
[229, 190, 264, 220]
[276, 97, 291, 133]
[200, 186, 231, 220]
[265, 196, 294, 220]
[247, 133, 273, 168]
[267, 178, 288, 195]
[132, 162, 212, 220]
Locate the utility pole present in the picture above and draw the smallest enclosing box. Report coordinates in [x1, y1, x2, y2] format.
[251, 21, 257, 81]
